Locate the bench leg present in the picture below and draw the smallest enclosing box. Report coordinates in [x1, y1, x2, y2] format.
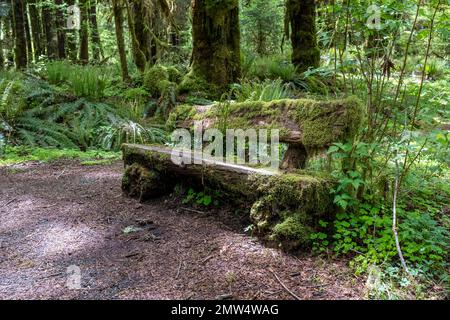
[281, 144, 308, 170]
[122, 163, 171, 202]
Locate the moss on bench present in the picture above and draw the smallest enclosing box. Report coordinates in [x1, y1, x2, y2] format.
[166, 96, 365, 152]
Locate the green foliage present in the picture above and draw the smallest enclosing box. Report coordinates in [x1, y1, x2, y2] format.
[45, 61, 110, 99]
[244, 55, 298, 82]
[182, 188, 219, 207]
[97, 120, 166, 151]
[0, 145, 120, 167]
[240, 0, 284, 56]
[230, 79, 293, 102]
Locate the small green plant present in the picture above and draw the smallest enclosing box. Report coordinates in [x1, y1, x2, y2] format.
[230, 79, 293, 102]
[182, 188, 219, 207]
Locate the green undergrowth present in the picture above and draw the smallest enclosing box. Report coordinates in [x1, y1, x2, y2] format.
[0, 146, 120, 167]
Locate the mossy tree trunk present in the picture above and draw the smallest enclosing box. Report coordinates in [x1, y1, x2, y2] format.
[286, 0, 320, 72]
[190, 0, 241, 90]
[42, 1, 56, 59]
[23, 2, 33, 62]
[54, 0, 66, 59]
[88, 0, 102, 61]
[65, 0, 78, 61]
[27, 0, 43, 60]
[5, 5, 14, 65]
[78, 0, 89, 63]
[112, 0, 129, 81]
[127, 0, 154, 72]
[0, 18, 4, 69]
[12, 0, 27, 69]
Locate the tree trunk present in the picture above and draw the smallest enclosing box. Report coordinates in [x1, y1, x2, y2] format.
[42, 2, 56, 58]
[189, 0, 241, 90]
[127, 0, 152, 72]
[54, 0, 66, 59]
[88, 0, 102, 61]
[5, 4, 14, 65]
[65, 0, 78, 61]
[12, 0, 27, 68]
[78, 0, 89, 63]
[112, 0, 129, 81]
[23, 2, 33, 62]
[286, 0, 320, 72]
[27, 0, 43, 60]
[0, 18, 4, 69]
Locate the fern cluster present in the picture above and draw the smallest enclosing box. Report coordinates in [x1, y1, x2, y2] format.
[0, 73, 167, 151]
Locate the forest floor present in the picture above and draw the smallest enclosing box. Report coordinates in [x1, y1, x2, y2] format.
[0, 160, 365, 300]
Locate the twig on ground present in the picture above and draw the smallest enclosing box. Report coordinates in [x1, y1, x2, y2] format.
[201, 255, 214, 264]
[1, 198, 16, 208]
[181, 207, 206, 215]
[269, 268, 301, 300]
[175, 259, 183, 279]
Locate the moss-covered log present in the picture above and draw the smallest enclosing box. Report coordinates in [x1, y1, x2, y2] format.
[286, 0, 320, 72]
[167, 96, 366, 164]
[122, 144, 335, 249]
[181, 0, 241, 93]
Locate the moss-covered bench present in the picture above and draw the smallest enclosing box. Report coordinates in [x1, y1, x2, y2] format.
[167, 96, 365, 169]
[122, 97, 365, 249]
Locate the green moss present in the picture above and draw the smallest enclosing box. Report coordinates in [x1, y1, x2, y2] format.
[249, 172, 334, 249]
[166, 104, 197, 131]
[143, 64, 170, 97]
[169, 96, 365, 151]
[166, 66, 183, 84]
[272, 213, 314, 247]
[178, 72, 221, 99]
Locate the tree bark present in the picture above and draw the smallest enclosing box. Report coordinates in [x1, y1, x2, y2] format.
[27, 0, 43, 60]
[78, 0, 89, 63]
[65, 0, 78, 61]
[12, 0, 27, 68]
[190, 0, 241, 89]
[42, 1, 56, 58]
[23, 1, 33, 62]
[88, 0, 101, 61]
[54, 0, 66, 59]
[112, 0, 129, 81]
[286, 0, 320, 72]
[0, 18, 4, 69]
[127, 0, 153, 72]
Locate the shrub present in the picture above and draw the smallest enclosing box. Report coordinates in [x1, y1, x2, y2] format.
[143, 64, 170, 97]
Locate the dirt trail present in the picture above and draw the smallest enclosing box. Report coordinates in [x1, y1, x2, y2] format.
[0, 160, 364, 300]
